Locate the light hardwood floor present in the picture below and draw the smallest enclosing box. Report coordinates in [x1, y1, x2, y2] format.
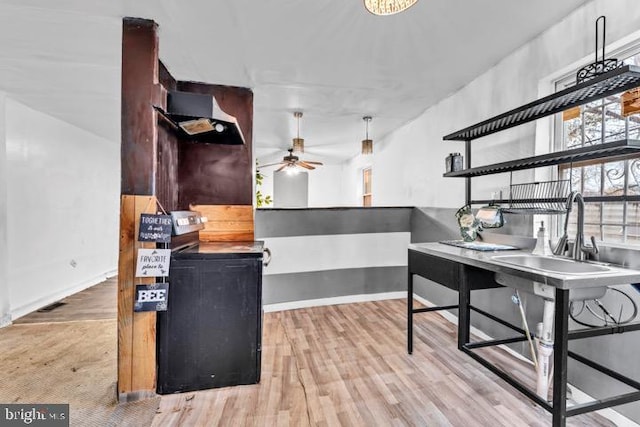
[10, 280, 620, 426]
[152, 300, 616, 426]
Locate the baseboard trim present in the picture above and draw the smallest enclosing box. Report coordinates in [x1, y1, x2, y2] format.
[264, 291, 406, 313]
[0, 313, 11, 328]
[412, 293, 638, 427]
[568, 382, 639, 426]
[11, 268, 117, 321]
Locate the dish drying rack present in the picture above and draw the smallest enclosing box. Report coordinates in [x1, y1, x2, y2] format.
[503, 179, 571, 214]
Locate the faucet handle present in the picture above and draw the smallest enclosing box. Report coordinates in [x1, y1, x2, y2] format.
[582, 236, 599, 259]
[589, 236, 599, 254]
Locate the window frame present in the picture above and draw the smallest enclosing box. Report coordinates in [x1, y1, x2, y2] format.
[553, 45, 640, 245]
[362, 167, 372, 207]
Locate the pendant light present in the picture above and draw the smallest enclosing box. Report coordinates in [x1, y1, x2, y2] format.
[363, 0, 418, 16]
[362, 116, 373, 155]
[292, 111, 304, 154]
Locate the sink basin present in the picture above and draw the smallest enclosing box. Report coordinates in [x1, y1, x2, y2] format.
[492, 254, 611, 275]
[492, 255, 611, 301]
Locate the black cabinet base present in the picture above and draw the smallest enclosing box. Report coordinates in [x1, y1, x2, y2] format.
[156, 256, 262, 395]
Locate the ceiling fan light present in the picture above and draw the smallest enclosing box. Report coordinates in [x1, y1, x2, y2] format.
[364, 0, 418, 16]
[362, 139, 373, 155]
[292, 137, 304, 153]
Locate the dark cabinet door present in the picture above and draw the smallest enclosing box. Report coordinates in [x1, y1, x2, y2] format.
[157, 257, 262, 394]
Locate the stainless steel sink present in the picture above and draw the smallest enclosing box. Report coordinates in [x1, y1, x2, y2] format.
[492, 254, 611, 275]
[491, 254, 611, 301]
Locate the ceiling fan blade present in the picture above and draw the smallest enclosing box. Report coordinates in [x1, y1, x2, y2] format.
[301, 160, 323, 165]
[297, 161, 315, 170]
[258, 161, 286, 168]
[276, 164, 288, 172]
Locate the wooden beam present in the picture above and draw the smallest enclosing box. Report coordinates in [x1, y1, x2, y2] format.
[117, 195, 157, 401]
[121, 17, 160, 196]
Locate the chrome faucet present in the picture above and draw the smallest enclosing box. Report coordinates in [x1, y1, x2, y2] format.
[553, 191, 598, 260]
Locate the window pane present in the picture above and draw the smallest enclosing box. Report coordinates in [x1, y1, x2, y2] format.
[563, 116, 582, 148]
[566, 203, 601, 239]
[602, 202, 624, 224]
[603, 161, 625, 196]
[582, 164, 601, 196]
[630, 159, 640, 196]
[560, 166, 582, 193]
[628, 202, 640, 242]
[629, 117, 640, 140]
[583, 101, 603, 145]
[363, 168, 372, 193]
[584, 202, 602, 225]
[604, 98, 626, 142]
[602, 225, 625, 243]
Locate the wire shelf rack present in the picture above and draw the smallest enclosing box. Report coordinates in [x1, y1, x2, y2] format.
[502, 180, 570, 214]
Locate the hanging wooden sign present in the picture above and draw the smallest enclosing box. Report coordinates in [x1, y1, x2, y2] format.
[621, 87, 640, 117]
[134, 283, 169, 312]
[562, 106, 581, 121]
[138, 214, 172, 243]
[135, 248, 171, 277]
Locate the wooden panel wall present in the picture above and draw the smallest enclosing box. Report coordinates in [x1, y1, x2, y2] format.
[192, 205, 254, 241]
[117, 195, 157, 401]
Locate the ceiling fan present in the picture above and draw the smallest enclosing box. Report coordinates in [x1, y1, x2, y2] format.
[258, 111, 324, 172]
[258, 148, 323, 172]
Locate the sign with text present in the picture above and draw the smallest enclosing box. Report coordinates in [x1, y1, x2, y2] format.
[138, 214, 172, 243]
[135, 249, 171, 277]
[134, 283, 169, 312]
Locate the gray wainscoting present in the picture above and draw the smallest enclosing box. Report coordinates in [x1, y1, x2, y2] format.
[263, 266, 406, 305]
[257, 207, 412, 238]
[256, 207, 412, 305]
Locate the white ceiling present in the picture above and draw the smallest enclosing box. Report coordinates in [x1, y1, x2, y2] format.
[0, 0, 591, 164]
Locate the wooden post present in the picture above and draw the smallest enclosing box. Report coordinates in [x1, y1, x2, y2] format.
[121, 17, 160, 196]
[119, 17, 161, 401]
[117, 195, 157, 401]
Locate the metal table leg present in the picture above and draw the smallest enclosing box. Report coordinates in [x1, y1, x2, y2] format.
[408, 270, 413, 354]
[552, 288, 570, 427]
[458, 264, 471, 350]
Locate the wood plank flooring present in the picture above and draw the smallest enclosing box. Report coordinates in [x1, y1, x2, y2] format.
[152, 300, 616, 426]
[9, 279, 623, 426]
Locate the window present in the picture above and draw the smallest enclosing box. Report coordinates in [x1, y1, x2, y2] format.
[556, 49, 640, 245]
[363, 167, 372, 207]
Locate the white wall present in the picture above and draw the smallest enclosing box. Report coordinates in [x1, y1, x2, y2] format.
[308, 164, 349, 207]
[346, 0, 640, 209]
[5, 99, 120, 319]
[261, 163, 353, 208]
[0, 92, 9, 327]
[273, 170, 309, 208]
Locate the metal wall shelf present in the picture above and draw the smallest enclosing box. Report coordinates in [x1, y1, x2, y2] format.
[443, 139, 640, 178]
[443, 65, 640, 141]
